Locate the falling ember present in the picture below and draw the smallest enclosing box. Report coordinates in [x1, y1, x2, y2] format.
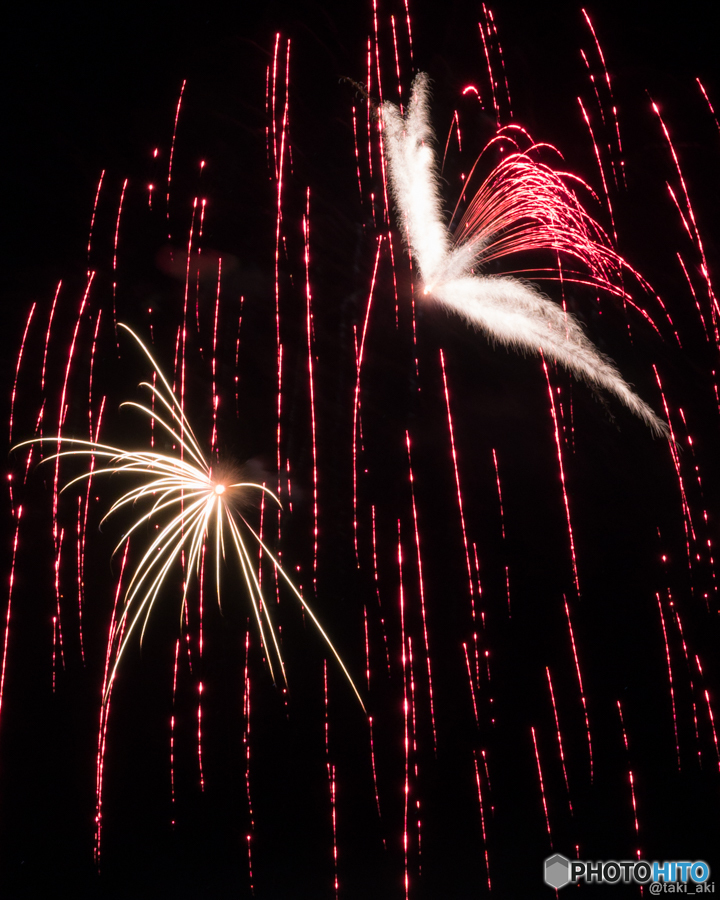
[564, 596, 593, 780]
[473, 752, 492, 890]
[323, 660, 340, 899]
[546, 667, 572, 812]
[166, 80, 187, 236]
[405, 430, 436, 750]
[397, 520, 411, 900]
[531, 726, 553, 848]
[542, 353, 580, 594]
[197, 680, 205, 790]
[656, 592, 681, 770]
[0, 507, 22, 720]
[492, 448, 511, 614]
[463, 642, 480, 726]
[367, 715, 383, 823]
[9, 305, 36, 447]
[303, 191, 320, 589]
[439, 350, 475, 611]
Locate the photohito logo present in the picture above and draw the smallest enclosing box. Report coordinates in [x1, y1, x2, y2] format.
[544, 854, 712, 890]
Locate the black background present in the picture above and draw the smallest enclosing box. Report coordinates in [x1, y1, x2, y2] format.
[2, 1, 719, 897]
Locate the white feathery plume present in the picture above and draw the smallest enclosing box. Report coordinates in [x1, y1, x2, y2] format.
[380, 73, 668, 437]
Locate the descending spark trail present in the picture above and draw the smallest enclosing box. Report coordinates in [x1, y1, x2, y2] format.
[531, 726, 553, 848]
[0, 508, 22, 720]
[564, 596, 593, 780]
[440, 350, 475, 612]
[405, 431, 436, 750]
[380, 73, 668, 436]
[542, 353, 580, 594]
[9, 305, 36, 448]
[656, 591, 681, 770]
[546, 667, 571, 812]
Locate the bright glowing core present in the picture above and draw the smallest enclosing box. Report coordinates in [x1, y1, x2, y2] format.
[214, 483, 226, 495]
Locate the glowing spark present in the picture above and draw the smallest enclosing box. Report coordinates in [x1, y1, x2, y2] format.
[546, 667, 572, 812]
[656, 592, 681, 769]
[473, 751, 491, 889]
[542, 353, 580, 594]
[564, 595, 593, 779]
[15, 324, 364, 711]
[0, 507, 22, 721]
[531, 726, 553, 847]
[380, 73, 668, 436]
[440, 350, 476, 612]
[405, 430, 437, 751]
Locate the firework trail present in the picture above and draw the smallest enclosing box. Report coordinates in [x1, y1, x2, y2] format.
[380, 72, 668, 436]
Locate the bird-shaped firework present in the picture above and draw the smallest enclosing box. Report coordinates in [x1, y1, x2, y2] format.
[380, 73, 668, 436]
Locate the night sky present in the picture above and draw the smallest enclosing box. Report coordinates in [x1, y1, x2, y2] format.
[2, 2, 719, 897]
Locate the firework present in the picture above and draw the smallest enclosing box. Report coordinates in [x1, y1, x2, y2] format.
[381, 73, 669, 436]
[4, 3, 719, 896]
[14, 323, 364, 710]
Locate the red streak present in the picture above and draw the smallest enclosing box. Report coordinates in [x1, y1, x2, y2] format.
[352, 106, 363, 202]
[170, 639, 180, 813]
[697, 78, 720, 135]
[303, 192, 319, 587]
[370, 506, 391, 673]
[629, 771, 640, 833]
[9, 303, 36, 446]
[197, 681, 205, 790]
[492, 448, 512, 615]
[87, 170, 105, 268]
[111, 179, 128, 333]
[477, 17, 499, 125]
[651, 99, 718, 334]
[564, 596, 593, 779]
[243, 630, 255, 845]
[473, 752, 492, 889]
[440, 350, 475, 613]
[656, 593, 681, 770]
[581, 9, 626, 187]
[542, 355, 580, 594]
[390, 16, 402, 102]
[41, 282, 61, 394]
[463, 643, 479, 726]
[653, 367, 695, 569]
[324, 661, 339, 898]
[405, 431, 437, 750]
[210, 259, 221, 455]
[0, 507, 22, 722]
[546, 667, 572, 811]
[402, 0, 414, 64]
[352, 236, 383, 559]
[166, 80, 187, 236]
[531, 726, 553, 847]
[95, 541, 130, 863]
[577, 96, 617, 242]
[485, 6, 512, 118]
[75, 497, 84, 663]
[703, 687, 720, 772]
[397, 521, 411, 900]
